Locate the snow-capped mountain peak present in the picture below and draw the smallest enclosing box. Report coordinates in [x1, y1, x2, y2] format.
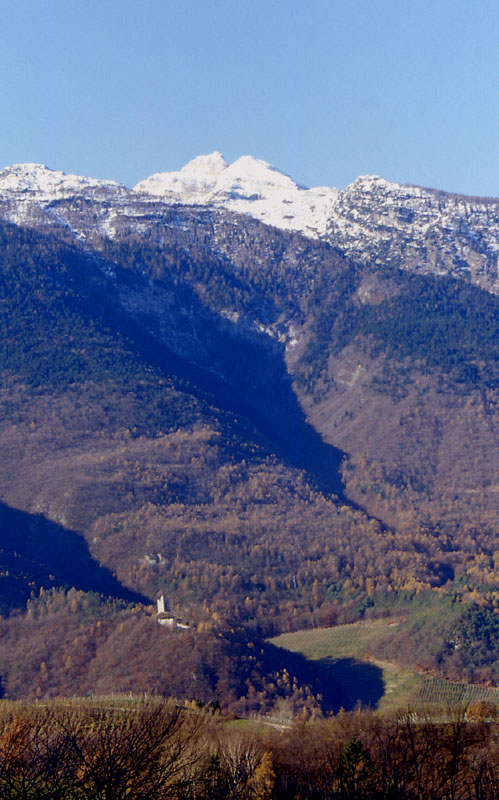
[347, 174, 391, 191]
[224, 154, 295, 185]
[181, 151, 228, 176]
[135, 152, 228, 198]
[134, 152, 339, 235]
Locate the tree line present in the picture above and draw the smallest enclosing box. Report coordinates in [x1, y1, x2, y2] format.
[0, 697, 496, 799]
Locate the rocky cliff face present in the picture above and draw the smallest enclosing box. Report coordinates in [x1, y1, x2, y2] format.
[327, 175, 499, 293]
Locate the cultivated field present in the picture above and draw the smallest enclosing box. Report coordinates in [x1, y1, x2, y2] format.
[271, 621, 499, 711]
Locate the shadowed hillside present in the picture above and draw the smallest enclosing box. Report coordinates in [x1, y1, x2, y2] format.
[0, 203, 496, 703]
[0, 500, 147, 614]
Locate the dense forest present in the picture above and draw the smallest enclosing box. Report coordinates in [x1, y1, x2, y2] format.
[0, 188, 496, 713]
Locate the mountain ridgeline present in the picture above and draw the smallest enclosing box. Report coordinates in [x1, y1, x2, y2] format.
[0, 157, 496, 708]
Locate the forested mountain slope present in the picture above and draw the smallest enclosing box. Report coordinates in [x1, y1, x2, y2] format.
[0, 159, 496, 705]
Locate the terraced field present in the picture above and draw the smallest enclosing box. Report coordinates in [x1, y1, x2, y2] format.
[271, 621, 499, 712]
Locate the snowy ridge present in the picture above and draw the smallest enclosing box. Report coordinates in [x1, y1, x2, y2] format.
[133, 155, 499, 291]
[0, 163, 122, 199]
[134, 153, 339, 237]
[0, 155, 498, 292]
[0, 163, 129, 235]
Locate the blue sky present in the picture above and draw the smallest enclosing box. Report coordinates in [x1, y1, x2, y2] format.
[1, 0, 498, 196]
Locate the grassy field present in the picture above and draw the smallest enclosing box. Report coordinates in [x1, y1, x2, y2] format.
[271, 621, 499, 712]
